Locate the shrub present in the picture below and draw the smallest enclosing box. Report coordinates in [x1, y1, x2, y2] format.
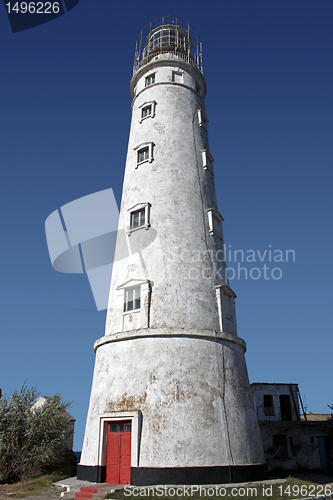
[0, 383, 73, 483]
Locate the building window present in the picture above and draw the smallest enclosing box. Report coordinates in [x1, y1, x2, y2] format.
[198, 109, 208, 132]
[131, 208, 145, 229]
[124, 287, 141, 312]
[109, 421, 132, 433]
[138, 147, 149, 164]
[142, 105, 151, 119]
[127, 203, 151, 234]
[215, 285, 237, 335]
[273, 434, 288, 458]
[280, 394, 292, 421]
[201, 149, 214, 176]
[172, 71, 183, 83]
[263, 394, 274, 416]
[145, 73, 155, 87]
[116, 279, 151, 332]
[134, 142, 154, 166]
[139, 101, 156, 123]
[207, 208, 224, 242]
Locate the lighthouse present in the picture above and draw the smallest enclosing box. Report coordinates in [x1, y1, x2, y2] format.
[77, 18, 266, 485]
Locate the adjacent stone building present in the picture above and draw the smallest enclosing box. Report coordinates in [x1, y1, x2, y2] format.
[251, 383, 332, 471]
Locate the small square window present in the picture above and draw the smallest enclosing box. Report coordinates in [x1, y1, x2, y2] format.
[127, 203, 151, 235]
[172, 71, 183, 83]
[141, 105, 152, 119]
[138, 147, 149, 164]
[135, 142, 154, 165]
[139, 101, 156, 123]
[273, 434, 288, 458]
[124, 287, 141, 312]
[131, 208, 145, 229]
[145, 74, 155, 87]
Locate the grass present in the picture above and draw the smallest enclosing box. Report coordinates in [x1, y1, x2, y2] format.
[0, 473, 65, 498]
[105, 477, 333, 500]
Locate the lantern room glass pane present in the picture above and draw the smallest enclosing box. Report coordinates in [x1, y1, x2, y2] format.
[148, 27, 190, 53]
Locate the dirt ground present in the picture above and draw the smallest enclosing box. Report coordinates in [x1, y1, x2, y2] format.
[1, 473, 333, 500]
[0, 484, 66, 500]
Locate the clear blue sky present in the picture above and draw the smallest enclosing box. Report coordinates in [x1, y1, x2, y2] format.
[1, 0, 332, 452]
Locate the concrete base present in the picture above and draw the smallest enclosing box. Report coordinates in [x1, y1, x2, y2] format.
[77, 464, 268, 485]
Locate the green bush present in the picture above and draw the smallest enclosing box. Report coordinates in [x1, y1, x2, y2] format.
[0, 383, 73, 483]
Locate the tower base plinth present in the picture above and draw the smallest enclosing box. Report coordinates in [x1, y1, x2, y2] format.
[77, 464, 268, 485]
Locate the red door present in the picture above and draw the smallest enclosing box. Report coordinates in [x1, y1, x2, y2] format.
[106, 421, 131, 484]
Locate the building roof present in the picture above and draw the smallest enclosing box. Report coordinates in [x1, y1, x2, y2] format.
[251, 382, 298, 386]
[32, 396, 75, 421]
[301, 413, 331, 422]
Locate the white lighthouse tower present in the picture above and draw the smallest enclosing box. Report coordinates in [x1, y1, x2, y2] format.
[78, 18, 266, 485]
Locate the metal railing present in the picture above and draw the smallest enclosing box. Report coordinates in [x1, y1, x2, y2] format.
[133, 17, 203, 75]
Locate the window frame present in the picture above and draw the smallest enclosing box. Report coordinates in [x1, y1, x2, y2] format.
[201, 149, 214, 177]
[141, 105, 151, 119]
[198, 109, 208, 132]
[137, 147, 149, 164]
[134, 142, 154, 167]
[116, 279, 152, 331]
[127, 202, 151, 235]
[172, 70, 183, 83]
[215, 285, 237, 335]
[263, 394, 275, 416]
[139, 101, 157, 123]
[207, 208, 224, 242]
[272, 434, 288, 459]
[130, 207, 146, 230]
[123, 286, 141, 313]
[145, 73, 155, 87]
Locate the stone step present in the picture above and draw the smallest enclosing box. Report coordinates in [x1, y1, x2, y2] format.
[81, 487, 98, 494]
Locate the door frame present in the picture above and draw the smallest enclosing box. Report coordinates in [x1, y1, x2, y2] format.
[98, 411, 142, 471]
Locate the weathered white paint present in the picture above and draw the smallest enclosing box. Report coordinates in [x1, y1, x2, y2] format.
[79, 22, 265, 476]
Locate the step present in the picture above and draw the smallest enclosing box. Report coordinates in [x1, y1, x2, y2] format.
[74, 494, 92, 499]
[81, 488, 98, 494]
